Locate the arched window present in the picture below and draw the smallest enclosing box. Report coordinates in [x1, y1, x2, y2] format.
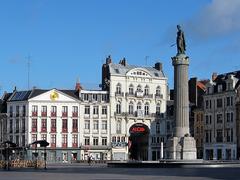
[156, 86, 161, 96]
[144, 102, 149, 115]
[144, 85, 149, 95]
[129, 84, 134, 95]
[156, 103, 161, 115]
[129, 101, 134, 115]
[116, 101, 121, 114]
[116, 120, 121, 134]
[137, 84, 142, 92]
[116, 83, 121, 94]
[137, 102, 142, 110]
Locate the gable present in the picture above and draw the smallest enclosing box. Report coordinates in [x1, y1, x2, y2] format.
[28, 89, 79, 102]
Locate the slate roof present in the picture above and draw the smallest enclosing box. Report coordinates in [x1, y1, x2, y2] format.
[108, 63, 165, 78]
[0, 92, 13, 113]
[7, 89, 80, 102]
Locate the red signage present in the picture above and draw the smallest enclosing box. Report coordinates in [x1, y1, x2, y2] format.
[129, 123, 149, 134]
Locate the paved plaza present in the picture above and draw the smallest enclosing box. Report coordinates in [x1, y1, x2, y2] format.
[0, 163, 240, 180]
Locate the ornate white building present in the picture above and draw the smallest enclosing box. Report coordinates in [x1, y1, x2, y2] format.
[102, 57, 170, 160]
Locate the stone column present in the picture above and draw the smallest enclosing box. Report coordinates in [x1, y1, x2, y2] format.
[172, 54, 190, 137]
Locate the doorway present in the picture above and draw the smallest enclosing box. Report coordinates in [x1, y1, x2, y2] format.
[129, 123, 149, 161]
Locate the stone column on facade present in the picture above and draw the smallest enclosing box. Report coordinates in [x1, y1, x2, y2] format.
[167, 53, 197, 160]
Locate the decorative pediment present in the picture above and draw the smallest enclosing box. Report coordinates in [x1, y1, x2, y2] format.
[126, 68, 152, 77]
[28, 89, 78, 102]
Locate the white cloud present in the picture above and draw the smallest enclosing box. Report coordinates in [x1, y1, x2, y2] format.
[186, 0, 240, 40]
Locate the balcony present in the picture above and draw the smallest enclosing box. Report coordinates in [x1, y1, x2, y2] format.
[115, 92, 124, 97]
[62, 112, 68, 117]
[72, 127, 78, 133]
[62, 143, 67, 148]
[41, 112, 47, 117]
[32, 111, 38, 117]
[32, 127, 37, 132]
[51, 143, 56, 148]
[41, 127, 47, 132]
[51, 112, 56, 117]
[51, 127, 56, 133]
[72, 112, 78, 117]
[155, 94, 163, 99]
[143, 94, 153, 98]
[125, 92, 135, 97]
[135, 91, 144, 98]
[72, 143, 78, 148]
[62, 128, 68, 133]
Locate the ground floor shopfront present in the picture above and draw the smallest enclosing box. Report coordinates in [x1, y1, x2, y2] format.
[204, 144, 237, 160]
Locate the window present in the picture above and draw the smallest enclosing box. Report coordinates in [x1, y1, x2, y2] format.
[156, 122, 160, 134]
[102, 106, 107, 115]
[41, 119, 47, 131]
[9, 106, 13, 117]
[112, 136, 116, 142]
[121, 136, 125, 142]
[62, 106, 68, 113]
[102, 137, 107, 146]
[216, 130, 223, 142]
[144, 85, 149, 95]
[93, 137, 99, 146]
[93, 106, 99, 115]
[22, 118, 25, 132]
[129, 84, 134, 95]
[32, 105, 38, 115]
[227, 97, 231, 106]
[72, 134, 78, 144]
[137, 85, 142, 92]
[129, 102, 134, 114]
[85, 106, 90, 114]
[22, 135, 25, 146]
[102, 120, 107, 130]
[16, 119, 19, 133]
[9, 119, 13, 133]
[116, 120, 121, 134]
[32, 119, 37, 131]
[84, 94, 89, 101]
[144, 103, 149, 115]
[62, 119, 68, 131]
[62, 134, 68, 144]
[51, 119, 56, 131]
[217, 99, 223, 108]
[217, 114, 223, 123]
[41, 106, 47, 113]
[22, 105, 26, 116]
[51, 134, 56, 144]
[32, 134, 37, 143]
[93, 94, 97, 101]
[156, 103, 161, 115]
[84, 137, 90, 145]
[72, 106, 78, 113]
[102, 94, 108, 101]
[51, 106, 57, 113]
[116, 102, 121, 114]
[93, 120, 99, 130]
[156, 86, 161, 96]
[218, 85, 223, 92]
[72, 119, 78, 131]
[137, 102, 142, 110]
[41, 134, 47, 140]
[85, 120, 90, 130]
[16, 106, 19, 117]
[116, 83, 121, 94]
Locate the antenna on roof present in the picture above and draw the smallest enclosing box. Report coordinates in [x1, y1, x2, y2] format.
[145, 56, 149, 66]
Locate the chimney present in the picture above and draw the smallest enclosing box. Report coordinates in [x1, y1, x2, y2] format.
[122, 58, 126, 66]
[154, 62, 162, 71]
[13, 86, 17, 92]
[75, 77, 82, 91]
[212, 72, 218, 81]
[106, 55, 112, 64]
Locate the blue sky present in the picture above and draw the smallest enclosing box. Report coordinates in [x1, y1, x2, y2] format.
[1, 0, 240, 94]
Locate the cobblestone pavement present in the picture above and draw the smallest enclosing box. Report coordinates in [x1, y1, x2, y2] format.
[0, 163, 240, 180]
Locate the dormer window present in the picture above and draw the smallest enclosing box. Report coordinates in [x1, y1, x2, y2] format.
[218, 85, 223, 93]
[227, 82, 232, 91]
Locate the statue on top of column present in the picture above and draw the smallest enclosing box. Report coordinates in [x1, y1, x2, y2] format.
[176, 25, 186, 54]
